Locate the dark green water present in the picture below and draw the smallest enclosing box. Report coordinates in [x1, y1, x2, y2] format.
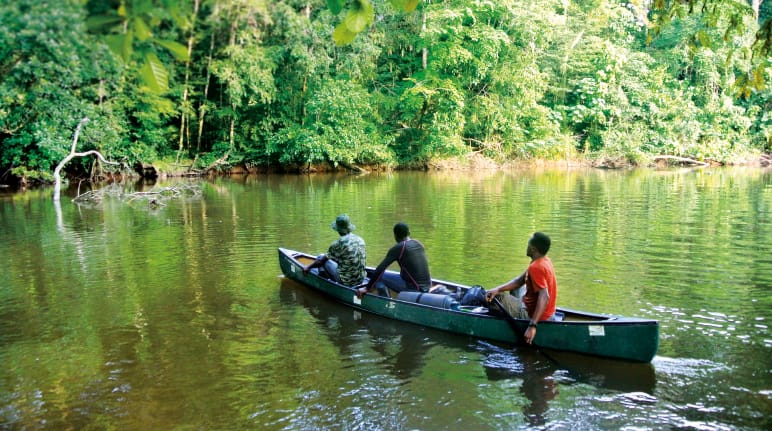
[1, 168, 770, 430]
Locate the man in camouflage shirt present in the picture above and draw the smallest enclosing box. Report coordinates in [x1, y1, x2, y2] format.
[303, 214, 366, 286]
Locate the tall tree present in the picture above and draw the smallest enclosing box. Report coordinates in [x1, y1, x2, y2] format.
[0, 0, 122, 183]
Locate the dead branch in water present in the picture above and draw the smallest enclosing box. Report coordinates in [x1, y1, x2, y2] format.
[653, 155, 710, 166]
[338, 161, 369, 174]
[126, 184, 202, 207]
[71, 184, 125, 204]
[53, 118, 120, 201]
[73, 183, 202, 208]
[205, 152, 230, 172]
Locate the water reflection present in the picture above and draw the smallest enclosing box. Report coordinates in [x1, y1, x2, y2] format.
[540, 349, 656, 394]
[482, 345, 558, 426]
[279, 278, 437, 381]
[281, 277, 658, 427]
[3, 168, 769, 430]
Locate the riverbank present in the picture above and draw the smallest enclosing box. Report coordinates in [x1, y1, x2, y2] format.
[2, 151, 770, 190]
[152, 151, 772, 177]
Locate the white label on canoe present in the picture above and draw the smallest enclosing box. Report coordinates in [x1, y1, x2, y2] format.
[353, 295, 361, 305]
[291, 265, 296, 273]
[589, 325, 605, 336]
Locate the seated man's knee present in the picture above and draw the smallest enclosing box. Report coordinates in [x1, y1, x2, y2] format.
[323, 259, 340, 282]
[498, 294, 528, 319]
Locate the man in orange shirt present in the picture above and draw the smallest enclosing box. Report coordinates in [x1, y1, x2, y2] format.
[485, 232, 558, 345]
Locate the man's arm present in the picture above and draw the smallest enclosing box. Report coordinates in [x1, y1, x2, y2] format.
[524, 287, 550, 344]
[357, 246, 399, 297]
[364, 256, 394, 289]
[485, 270, 526, 301]
[303, 254, 328, 274]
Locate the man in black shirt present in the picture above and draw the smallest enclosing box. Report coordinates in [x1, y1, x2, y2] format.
[357, 222, 432, 298]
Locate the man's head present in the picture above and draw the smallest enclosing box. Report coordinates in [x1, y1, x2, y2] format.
[527, 232, 551, 257]
[393, 222, 410, 241]
[331, 214, 355, 235]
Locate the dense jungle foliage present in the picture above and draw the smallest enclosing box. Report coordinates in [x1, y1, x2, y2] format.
[1, 0, 770, 183]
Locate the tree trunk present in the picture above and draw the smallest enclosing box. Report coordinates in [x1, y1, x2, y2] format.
[178, 0, 200, 163]
[197, 31, 216, 152]
[422, 9, 427, 70]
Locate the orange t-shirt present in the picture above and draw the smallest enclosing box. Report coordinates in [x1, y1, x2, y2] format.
[522, 256, 557, 321]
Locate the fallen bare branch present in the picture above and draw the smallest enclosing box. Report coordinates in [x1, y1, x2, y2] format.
[653, 155, 710, 166]
[54, 118, 120, 201]
[205, 152, 230, 172]
[72, 183, 201, 209]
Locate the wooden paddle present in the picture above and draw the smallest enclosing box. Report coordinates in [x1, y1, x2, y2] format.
[492, 295, 522, 342]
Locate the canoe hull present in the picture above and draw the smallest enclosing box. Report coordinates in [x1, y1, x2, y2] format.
[278, 247, 659, 363]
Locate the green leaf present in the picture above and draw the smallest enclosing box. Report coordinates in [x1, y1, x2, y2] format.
[123, 29, 134, 61]
[695, 30, 711, 48]
[85, 15, 124, 31]
[105, 34, 127, 61]
[140, 53, 169, 93]
[104, 32, 134, 62]
[389, 0, 419, 12]
[154, 39, 190, 61]
[402, 0, 419, 12]
[328, 0, 346, 15]
[134, 17, 152, 42]
[333, 23, 357, 46]
[133, 0, 154, 15]
[344, 0, 374, 33]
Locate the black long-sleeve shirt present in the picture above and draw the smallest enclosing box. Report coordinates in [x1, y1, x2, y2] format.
[367, 239, 432, 291]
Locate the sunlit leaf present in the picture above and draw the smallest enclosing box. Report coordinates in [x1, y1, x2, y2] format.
[105, 34, 127, 61]
[123, 29, 134, 61]
[344, 0, 374, 33]
[696, 30, 711, 47]
[333, 23, 357, 46]
[85, 15, 124, 31]
[389, 0, 419, 12]
[140, 53, 169, 93]
[104, 31, 134, 62]
[751, 67, 765, 90]
[403, 0, 419, 11]
[154, 39, 190, 61]
[134, 17, 152, 41]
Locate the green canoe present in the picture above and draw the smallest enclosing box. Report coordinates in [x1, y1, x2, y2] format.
[278, 247, 659, 363]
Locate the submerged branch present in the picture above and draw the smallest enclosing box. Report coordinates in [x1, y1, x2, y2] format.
[73, 183, 202, 208]
[653, 155, 710, 166]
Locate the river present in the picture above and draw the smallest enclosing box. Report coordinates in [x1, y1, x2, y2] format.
[0, 167, 770, 430]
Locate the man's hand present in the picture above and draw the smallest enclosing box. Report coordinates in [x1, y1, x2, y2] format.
[485, 287, 499, 302]
[356, 287, 368, 299]
[524, 326, 537, 344]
